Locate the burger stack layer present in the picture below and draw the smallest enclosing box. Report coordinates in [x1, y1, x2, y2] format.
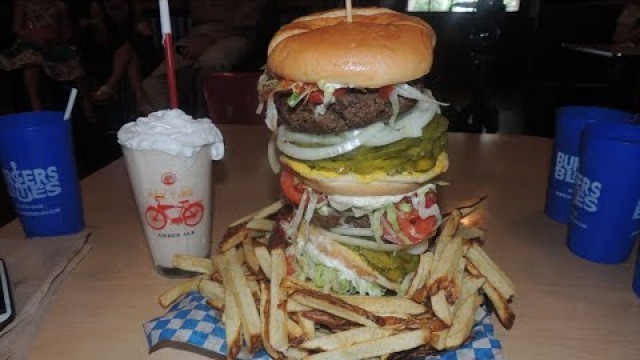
[258, 7, 449, 297]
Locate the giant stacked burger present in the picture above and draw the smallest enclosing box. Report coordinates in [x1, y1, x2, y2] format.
[258, 8, 449, 296]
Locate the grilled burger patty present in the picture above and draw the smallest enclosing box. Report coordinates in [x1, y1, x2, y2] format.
[275, 81, 424, 134]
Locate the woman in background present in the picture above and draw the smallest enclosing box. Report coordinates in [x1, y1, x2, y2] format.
[81, 0, 151, 115]
[0, 0, 88, 113]
[613, 1, 640, 46]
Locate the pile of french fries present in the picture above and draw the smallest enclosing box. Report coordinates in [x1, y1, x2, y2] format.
[158, 199, 516, 360]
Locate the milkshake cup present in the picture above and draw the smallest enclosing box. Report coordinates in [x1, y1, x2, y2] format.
[118, 109, 224, 276]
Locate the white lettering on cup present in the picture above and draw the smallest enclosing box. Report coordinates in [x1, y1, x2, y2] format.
[554, 152, 579, 183]
[633, 199, 640, 220]
[572, 172, 601, 213]
[1, 161, 62, 202]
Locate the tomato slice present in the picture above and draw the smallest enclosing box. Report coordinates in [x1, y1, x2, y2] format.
[378, 85, 394, 99]
[381, 193, 439, 244]
[308, 91, 324, 104]
[280, 168, 306, 205]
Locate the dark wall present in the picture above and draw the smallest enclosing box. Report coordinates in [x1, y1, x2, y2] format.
[524, 0, 628, 137]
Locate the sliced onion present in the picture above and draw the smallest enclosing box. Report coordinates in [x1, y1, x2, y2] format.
[256, 98, 264, 115]
[276, 125, 366, 160]
[265, 92, 278, 132]
[396, 84, 448, 106]
[329, 227, 375, 237]
[279, 127, 346, 145]
[406, 239, 431, 255]
[267, 131, 280, 174]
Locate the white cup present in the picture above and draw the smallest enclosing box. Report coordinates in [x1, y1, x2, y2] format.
[122, 145, 212, 276]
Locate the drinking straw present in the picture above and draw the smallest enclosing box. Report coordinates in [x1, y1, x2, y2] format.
[158, 0, 179, 108]
[63, 88, 78, 121]
[346, 0, 352, 22]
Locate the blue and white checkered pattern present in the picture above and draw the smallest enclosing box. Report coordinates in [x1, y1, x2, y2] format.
[144, 291, 504, 360]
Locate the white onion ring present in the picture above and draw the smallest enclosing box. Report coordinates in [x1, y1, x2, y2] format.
[267, 131, 280, 174]
[276, 126, 363, 160]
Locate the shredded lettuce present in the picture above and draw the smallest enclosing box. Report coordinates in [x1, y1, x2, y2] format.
[294, 248, 386, 296]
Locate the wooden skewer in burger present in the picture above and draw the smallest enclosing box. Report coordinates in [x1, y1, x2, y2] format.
[257, 7, 449, 296]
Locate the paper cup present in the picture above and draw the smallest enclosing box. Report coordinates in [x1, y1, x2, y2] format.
[122, 145, 212, 276]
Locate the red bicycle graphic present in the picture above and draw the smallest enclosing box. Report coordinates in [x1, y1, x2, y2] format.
[145, 195, 205, 230]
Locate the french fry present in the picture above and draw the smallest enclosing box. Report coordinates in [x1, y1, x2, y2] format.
[482, 281, 515, 329]
[220, 229, 249, 252]
[445, 257, 466, 305]
[283, 348, 309, 360]
[465, 243, 515, 300]
[406, 252, 433, 299]
[433, 210, 461, 262]
[336, 295, 428, 316]
[172, 254, 214, 274]
[428, 235, 464, 295]
[299, 327, 397, 352]
[286, 299, 312, 312]
[158, 275, 203, 308]
[458, 196, 487, 218]
[223, 281, 242, 360]
[198, 279, 224, 310]
[457, 225, 487, 241]
[300, 310, 359, 330]
[254, 245, 272, 279]
[430, 291, 451, 325]
[246, 218, 277, 232]
[294, 312, 315, 339]
[229, 200, 284, 228]
[223, 249, 263, 353]
[281, 276, 318, 292]
[269, 248, 289, 351]
[287, 318, 306, 345]
[242, 237, 261, 274]
[259, 281, 283, 360]
[304, 329, 431, 360]
[290, 289, 383, 328]
[445, 292, 478, 349]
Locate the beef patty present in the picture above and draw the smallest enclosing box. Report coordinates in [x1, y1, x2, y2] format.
[275, 81, 424, 134]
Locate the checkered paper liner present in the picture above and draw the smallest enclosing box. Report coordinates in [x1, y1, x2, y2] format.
[144, 291, 504, 360]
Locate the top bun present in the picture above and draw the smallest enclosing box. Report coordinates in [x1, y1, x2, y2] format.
[267, 7, 436, 88]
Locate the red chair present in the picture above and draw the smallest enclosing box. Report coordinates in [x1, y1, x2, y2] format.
[203, 72, 264, 124]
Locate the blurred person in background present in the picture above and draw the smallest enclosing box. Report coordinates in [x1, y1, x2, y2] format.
[0, 0, 90, 114]
[143, 0, 264, 113]
[79, 0, 152, 116]
[613, 1, 640, 46]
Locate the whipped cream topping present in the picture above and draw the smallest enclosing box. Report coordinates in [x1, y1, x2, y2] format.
[117, 109, 224, 159]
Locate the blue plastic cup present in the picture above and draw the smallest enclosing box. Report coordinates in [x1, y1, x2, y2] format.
[633, 251, 640, 297]
[567, 122, 640, 264]
[545, 106, 634, 224]
[0, 111, 84, 237]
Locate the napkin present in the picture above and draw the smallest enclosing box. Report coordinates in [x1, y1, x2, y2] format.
[0, 231, 93, 360]
[144, 291, 504, 360]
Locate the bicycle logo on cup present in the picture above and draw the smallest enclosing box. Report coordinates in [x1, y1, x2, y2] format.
[145, 195, 204, 230]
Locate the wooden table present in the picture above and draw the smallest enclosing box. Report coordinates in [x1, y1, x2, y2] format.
[4, 125, 638, 359]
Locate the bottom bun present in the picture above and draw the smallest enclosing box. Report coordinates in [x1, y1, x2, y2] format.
[282, 152, 449, 196]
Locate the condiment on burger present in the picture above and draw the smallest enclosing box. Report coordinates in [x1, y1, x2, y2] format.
[258, 7, 449, 296]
